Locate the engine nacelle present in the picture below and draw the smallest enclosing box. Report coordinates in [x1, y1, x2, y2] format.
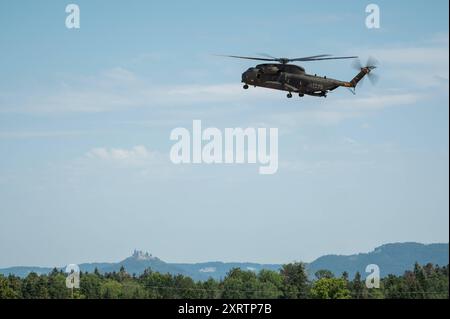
[261, 65, 279, 74]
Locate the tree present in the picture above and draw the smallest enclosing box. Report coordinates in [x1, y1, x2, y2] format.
[22, 273, 49, 299]
[47, 269, 70, 299]
[222, 268, 259, 299]
[0, 275, 17, 299]
[350, 272, 365, 299]
[342, 271, 349, 281]
[200, 278, 220, 299]
[120, 280, 148, 299]
[314, 269, 334, 280]
[139, 271, 174, 298]
[310, 278, 351, 299]
[6, 275, 22, 298]
[1, 262, 448, 300]
[100, 279, 122, 299]
[117, 266, 131, 282]
[256, 269, 283, 299]
[80, 273, 102, 299]
[280, 263, 309, 299]
[173, 274, 200, 299]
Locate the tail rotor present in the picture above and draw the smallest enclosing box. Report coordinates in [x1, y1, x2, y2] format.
[351, 56, 379, 89]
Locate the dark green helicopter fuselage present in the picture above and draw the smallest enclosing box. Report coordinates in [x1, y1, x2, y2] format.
[242, 63, 369, 97]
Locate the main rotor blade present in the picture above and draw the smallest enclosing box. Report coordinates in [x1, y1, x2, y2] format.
[295, 56, 359, 61]
[217, 54, 359, 63]
[215, 54, 276, 62]
[289, 54, 332, 61]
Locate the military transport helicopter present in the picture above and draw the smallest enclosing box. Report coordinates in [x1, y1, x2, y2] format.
[220, 54, 378, 98]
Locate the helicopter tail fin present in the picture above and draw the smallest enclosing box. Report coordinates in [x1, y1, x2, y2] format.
[348, 67, 373, 87]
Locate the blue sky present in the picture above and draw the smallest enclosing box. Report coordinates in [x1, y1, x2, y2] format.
[0, 0, 448, 267]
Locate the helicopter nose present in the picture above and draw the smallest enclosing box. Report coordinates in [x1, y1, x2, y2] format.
[242, 71, 249, 82]
[242, 69, 258, 83]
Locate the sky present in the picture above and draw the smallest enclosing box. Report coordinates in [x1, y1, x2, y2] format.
[0, 0, 448, 267]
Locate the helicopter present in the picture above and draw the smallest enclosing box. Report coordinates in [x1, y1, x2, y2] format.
[219, 54, 379, 98]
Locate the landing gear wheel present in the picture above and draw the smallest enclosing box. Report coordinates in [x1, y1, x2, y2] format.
[243, 84, 249, 90]
[287, 92, 293, 98]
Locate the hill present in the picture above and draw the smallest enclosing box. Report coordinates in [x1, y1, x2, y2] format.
[1, 243, 448, 280]
[307, 242, 449, 278]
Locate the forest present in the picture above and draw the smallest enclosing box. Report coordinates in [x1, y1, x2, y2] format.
[0, 262, 448, 299]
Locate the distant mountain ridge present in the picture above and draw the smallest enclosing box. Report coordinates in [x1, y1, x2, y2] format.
[306, 242, 449, 279]
[1, 243, 448, 281]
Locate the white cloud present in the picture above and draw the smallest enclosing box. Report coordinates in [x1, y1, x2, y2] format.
[3, 76, 274, 114]
[357, 37, 449, 88]
[333, 92, 423, 111]
[86, 145, 164, 166]
[102, 67, 137, 83]
[427, 32, 449, 46]
[266, 91, 423, 128]
[62, 145, 178, 182]
[372, 47, 448, 66]
[0, 130, 84, 139]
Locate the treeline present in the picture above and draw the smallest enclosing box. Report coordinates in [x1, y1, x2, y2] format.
[0, 262, 448, 299]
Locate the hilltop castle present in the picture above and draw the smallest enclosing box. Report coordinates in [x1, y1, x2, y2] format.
[132, 250, 154, 260]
